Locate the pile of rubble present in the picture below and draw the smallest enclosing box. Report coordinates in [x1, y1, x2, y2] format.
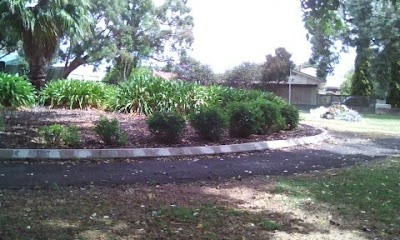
[310, 105, 362, 122]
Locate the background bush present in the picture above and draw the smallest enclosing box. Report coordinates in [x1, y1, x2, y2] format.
[189, 106, 228, 141]
[39, 124, 80, 147]
[280, 104, 300, 130]
[94, 117, 128, 146]
[39, 79, 115, 109]
[147, 111, 186, 143]
[227, 102, 264, 138]
[0, 73, 36, 108]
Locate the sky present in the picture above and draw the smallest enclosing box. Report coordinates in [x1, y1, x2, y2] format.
[187, 0, 355, 87]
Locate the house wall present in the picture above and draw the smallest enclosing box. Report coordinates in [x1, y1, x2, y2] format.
[264, 84, 319, 105]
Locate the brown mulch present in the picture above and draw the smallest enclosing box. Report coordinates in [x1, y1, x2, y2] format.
[0, 107, 321, 149]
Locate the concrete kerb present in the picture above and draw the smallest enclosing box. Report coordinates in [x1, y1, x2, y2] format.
[0, 129, 330, 160]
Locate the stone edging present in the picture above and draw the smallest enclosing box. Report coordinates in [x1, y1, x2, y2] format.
[0, 129, 329, 160]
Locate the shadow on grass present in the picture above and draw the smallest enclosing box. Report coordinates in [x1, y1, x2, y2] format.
[275, 157, 400, 239]
[0, 170, 376, 240]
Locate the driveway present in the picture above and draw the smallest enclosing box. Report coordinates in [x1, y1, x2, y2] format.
[0, 131, 398, 189]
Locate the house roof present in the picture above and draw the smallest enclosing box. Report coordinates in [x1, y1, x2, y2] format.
[291, 68, 324, 83]
[0, 52, 21, 65]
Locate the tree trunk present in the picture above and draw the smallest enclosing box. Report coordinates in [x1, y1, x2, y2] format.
[29, 62, 47, 90]
[61, 55, 89, 79]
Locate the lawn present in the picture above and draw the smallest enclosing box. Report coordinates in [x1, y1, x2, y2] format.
[301, 112, 400, 136]
[1, 157, 399, 239]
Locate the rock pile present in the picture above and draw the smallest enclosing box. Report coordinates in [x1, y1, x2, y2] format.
[310, 105, 362, 122]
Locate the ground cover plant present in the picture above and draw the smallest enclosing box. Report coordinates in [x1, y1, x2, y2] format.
[94, 117, 128, 146]
[39, 124, 81, 147]
[39, 79, 115, 109]
[0, 73, 36, 109]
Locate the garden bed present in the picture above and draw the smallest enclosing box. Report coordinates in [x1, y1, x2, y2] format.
[0, 107, 321, 149]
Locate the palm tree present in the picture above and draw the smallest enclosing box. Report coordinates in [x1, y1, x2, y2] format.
[0, 0, 91, 89]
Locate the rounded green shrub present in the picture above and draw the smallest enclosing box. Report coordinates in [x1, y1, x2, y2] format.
[0, 73, 36, 108]
[189, 106, 228, 141]
[280, 104, 300, 130]
[227, 102, 264, 138]
[94, 117, 128, 146]
[39, 79, 114, 109]
[147, 111, 186, 143]
[39, 124, 81, 147]
[252, 99, 285, 133]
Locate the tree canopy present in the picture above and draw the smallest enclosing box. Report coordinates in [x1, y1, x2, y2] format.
[303, 0, 400, 104]
[261, 48, 295, 85]
[59, 0, 194, 80]
[0, 0, 91, 89]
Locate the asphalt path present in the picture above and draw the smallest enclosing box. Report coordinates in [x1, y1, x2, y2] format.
[0, 131, 398, 189]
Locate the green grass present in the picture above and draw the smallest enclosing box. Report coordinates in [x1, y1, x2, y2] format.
[258, 220, 282, 231]
[301, 112, 400, 135]
[276, 157, 400, 232]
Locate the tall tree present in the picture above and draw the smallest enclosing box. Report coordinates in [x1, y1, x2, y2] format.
[346, 0, 374, 96]
[0, 0, 91, 89]
[223, 62, 262, 88]
[261, 47, 295, 85]
[165, 55, 216, 85]
[59, 0, 194, 80]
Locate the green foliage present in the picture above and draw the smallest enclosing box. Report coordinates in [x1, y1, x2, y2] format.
[387, 82, 400, 107]
[252, 99, 285, 132]
[280, 104, 300, 130]
[94, 117, 128, 146]
[261, 48, 295, 85]
[0, 73, 36, 108]
[62, 125, 81, 147]
[350, 68, 373, 96]
[147, 111, 186, 143]
[113, 72, 215, 115]
[259, 220, 282, 231]
[189, 106, 228, 141]
[0, 0, 92, 88]
[227, 102, 264, 138]
[59, 0, 194, 80]
[165, 55, 216, 85]
[109, 70, 284, 117]
[222, 62, 262, 88]
[0, 114, 4, 132]
[39, 124, 80, 147]
[39, 79, 115, 109]
[340, 70, 353, 95]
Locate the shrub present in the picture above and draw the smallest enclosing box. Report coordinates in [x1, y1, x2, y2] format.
[252, 99, 285, 133]
[280, 104, 300, 130]
[94, 117, 128, 146]
[63, 125, 81, 146]
[39, 79, 114, 109]
[0, 73, 36, 108]
[0, 114, 4, 132]
[39, 124, 80, 146]
[227, 102, 264, 138]
[189, 106, 228, 141]
[147, 111, 186, 143]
